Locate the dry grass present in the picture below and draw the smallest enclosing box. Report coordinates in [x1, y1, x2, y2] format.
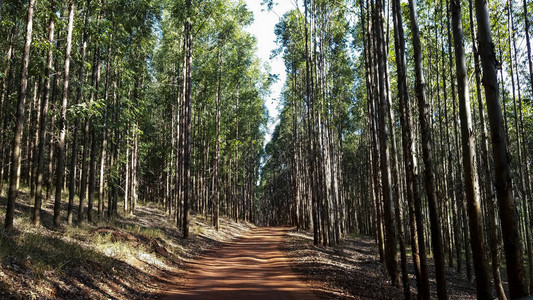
[0, 186, 254, 299]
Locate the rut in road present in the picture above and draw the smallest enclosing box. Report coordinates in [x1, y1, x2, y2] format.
[163, 227, 319, 300]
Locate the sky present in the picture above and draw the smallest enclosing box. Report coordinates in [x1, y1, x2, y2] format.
[243, 0, 299, 145]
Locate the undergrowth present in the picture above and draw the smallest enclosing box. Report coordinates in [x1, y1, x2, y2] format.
[0, 185, 253, 299]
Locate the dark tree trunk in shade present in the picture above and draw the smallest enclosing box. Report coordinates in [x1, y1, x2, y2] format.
[67, 0, 90, 225]
[408, 0, 448, 298]
[181, 0, 192, 238]
[391, 0, 430, 296]
[451, 0, 492, 297]
[33, 0, 55, 227]
[5, 0, 36, 231]
[54, 0, 75, 227]
[473, 0, 529, 297]
[373, 0, 398, 286]
[467, 1, 506, 298]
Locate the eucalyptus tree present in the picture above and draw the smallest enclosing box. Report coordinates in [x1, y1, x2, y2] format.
[266, 1, 353, 246]
[467, 0, 505, 297]
[451, 0, 491, 296]
[390, 0, 430, 296]
[54, 0, 75, 227]
[33, 0, 56, 227]
[1, 2, 532, 299]
[474, 0, 529, 297]
[407, 0, 448, 297]
[273, 8, 307, 230]
[67, 0, 90, 225]
[372, 0, 399, 284]
[150, 0, 266, 232]
[4, 0, 36, 231]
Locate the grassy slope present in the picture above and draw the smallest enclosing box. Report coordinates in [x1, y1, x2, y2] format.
[0, 187, 253, 299]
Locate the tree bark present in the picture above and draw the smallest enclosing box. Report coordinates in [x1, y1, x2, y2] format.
[304, 0, 319, 246]
[54, 0, 74, 227]
[0, 26, 15, 194]
[468, 1, 505, 298]
[292, 61, 300, 230]
[5, 0, 36, 231]
[213, 47, 222, 231]
[391, 0, 431, 296]
[99, 36, 113, 219]
[473, 0, 529, 297]
[68, 0, 90, 225]
[408, 0, 448, 297]
[33, 0, 55, 227]
[46, 29, 60, 204]
[373, 0, 399, 285]
[508, 0, 533, 291]
[87, 42, 101, 222]
[182, 0, 192, 238]
[451, 0, 492, 297]
[79, 14, 101, 223]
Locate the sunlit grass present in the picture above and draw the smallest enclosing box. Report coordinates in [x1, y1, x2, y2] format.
[191, 223, 206, 235]
[124, 224, 165, 240]
[0, 181, 255, 298]
[0, 223, 116, 283]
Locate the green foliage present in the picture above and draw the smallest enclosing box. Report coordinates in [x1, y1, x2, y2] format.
[260, 3, 356, 224]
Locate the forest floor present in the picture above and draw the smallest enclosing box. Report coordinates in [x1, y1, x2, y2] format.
[281, 230, 481, 299]
[0, 187, 486, 299]
[0, 187, 254, 299]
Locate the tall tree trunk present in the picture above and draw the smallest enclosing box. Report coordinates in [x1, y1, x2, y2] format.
[125, 127, 130, 213]
[451, 0, 492, 297]
[5, 0, 36, 231]
[304, 0, 319, 246]
[87, 129, 97, 222]
[447, 0, 473, 281]
[99, 37, 112, 219]
[87, 42, 101, 222]
[473, 0, 529, 297]
[46, 29, 60, 203]
[109, 77, 119, 217]
[508, 0, 533, 291]
[408, 0, 448, 298]
[33, 0, 55, 227]
[132, 125, 138, 214]
[468, 1, 506, 298]
[213, 48, 221, 231]
[389, 3, 410, 297]
[79, 50, 98, 222]
[182, 0, 192, 238]
[373, 0, 399, 285]
[54, 0, 74, 227]
[0, 26, 15, 194]
[366, 0, 385, 259]
[292, 62, 300, 231]
[442, 0, 462, 275]
[30, 78, 42, 197]
[68, 0, 90, 225]
[234, 86, 240, 224]
[391, 0, 431, 296]
[79, 121, 90, 222]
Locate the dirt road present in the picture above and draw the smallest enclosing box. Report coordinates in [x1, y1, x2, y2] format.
[163, 227, 319, 300]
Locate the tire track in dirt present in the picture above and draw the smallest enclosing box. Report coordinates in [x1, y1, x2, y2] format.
[162, 227, 319, 300]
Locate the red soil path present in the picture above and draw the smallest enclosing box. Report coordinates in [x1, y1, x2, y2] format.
[163, 227, 320, 300]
